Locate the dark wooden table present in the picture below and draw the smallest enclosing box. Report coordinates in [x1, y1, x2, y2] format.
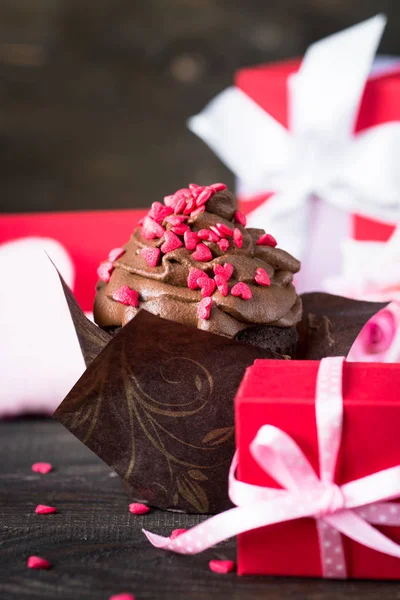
[1, 420, 399, 599]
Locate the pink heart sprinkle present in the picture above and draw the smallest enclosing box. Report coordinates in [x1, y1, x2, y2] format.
[97, 261, 114, 283]
[217, 238, 229, 252]
[129, 503, 150, 515]
[112, 286, 140, 308]
[209, 182, 227, 192]
[233, 228, 243, 249]
[109, 595, 135, 600]
[183, 197, 196, 214]
[196, 188, 213, 207]
[217, 282, 229, 296]
[35, 505, 57, 515]
[160, 230, 183, 254]
[174, 197, 187, 214]
[184, 230, 200, 251]
[231, 282, 252, 300]
[170, 528, 187, 540]
[165, 214, 188, 226]
[32, 462, 53, 474]
[164, 194, 179, 209]
[257, 233, 277, 247]
[197, 229, 220, 243]
[197, 297, 213, 320]
[187, 267, 204, 290]
[141, 216, 165, 240]
[213, 263, 233, 281]
[171, 223, 190, 235]
[189, 183, 201, 192]
[197, 276, 216, 298]
[148, 201, 173, 224]
[234, 210, 247, 226]
[209, 225, 222, 237]
[190, 205, 206, 219]
[141, 247, 161, 268]
[108, 247, 125, 262]
[192, 243, 213, 262]
[27, 556, 51, 570]
[216, 223, 233, 237]
[255, 267, 271, 286]
[209, 560, 235, 574]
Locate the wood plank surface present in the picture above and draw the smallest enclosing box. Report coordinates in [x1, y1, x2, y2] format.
[1, 419, 399, 599]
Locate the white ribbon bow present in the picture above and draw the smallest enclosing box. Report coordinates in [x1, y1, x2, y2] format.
[188, 15, 400, 281]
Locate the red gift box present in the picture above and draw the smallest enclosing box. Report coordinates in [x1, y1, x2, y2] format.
[0, 209, 145, 312]
[235, 57, 399, 244]
[235, 359, 400, 578]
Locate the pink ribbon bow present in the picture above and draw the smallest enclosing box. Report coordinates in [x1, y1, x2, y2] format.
[144, 357, 400, 578]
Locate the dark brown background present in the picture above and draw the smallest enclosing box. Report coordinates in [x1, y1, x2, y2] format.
[1, 0, 399, 214]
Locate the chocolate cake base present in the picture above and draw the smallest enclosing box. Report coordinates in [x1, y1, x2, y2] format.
[234, 324, 298, 358]
[102, 322, 298, 358]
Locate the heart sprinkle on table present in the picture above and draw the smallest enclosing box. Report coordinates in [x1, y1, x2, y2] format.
[31, 462, 53, 474]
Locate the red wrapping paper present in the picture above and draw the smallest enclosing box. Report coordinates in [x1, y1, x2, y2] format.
[235, 58, 399, 243]
[235, 359, 400, 578]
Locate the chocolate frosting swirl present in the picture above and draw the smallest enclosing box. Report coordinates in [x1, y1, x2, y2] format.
[94, 187, 302, 338]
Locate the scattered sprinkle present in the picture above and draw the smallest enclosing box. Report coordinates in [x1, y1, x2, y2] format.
[129, 503, 150, 515]
[190, 205, 206, 219]
[234, 210, 246, 226]
[184, 230, 200, 251]
[97, 261, 114, 283]
[255, 267, 271, 286]
[192, 243, 213, 262]
[140, 247, 161, 268]
[108, 248, 125, 262]
[171, 223, 190, 236]
[109, 594, 135, 600]
[197, 276, 216, 298]
[216, 223, 233, 237]
[174, 197, 187, 214]
[183, 197, 196, 214]
[197, 297, 213, 320]
[141, 216, 165, 240]
[196, 188, 213, 207]
[35, 505, 57, 515]
[148, 201, 173, 223]
[209, 225, 222, 237]
[231, 282, 252, 300]
[32, 462, 53, 474]
[209, 182, 227, 192]
[27, 556, 51, 570]
[209, 560, 235, 574]
[257, 233, 277, 247]
[165, 214, 188, 226]
[187, 267, 204, 290]
[233, 228, 243, 249]
[213, 263, 233, 282]
[170, 528, 187, 540]
[112, 286, 140, 308]
[216, 282, 229, 296]
[217, 238, 229, 252]
[197, 229, 220, 243]
[160, 231, 183, 254]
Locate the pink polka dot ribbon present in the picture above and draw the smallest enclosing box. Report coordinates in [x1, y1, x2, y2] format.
[144, 357, 400, 578]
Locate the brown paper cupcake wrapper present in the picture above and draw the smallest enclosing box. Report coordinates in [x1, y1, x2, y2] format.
[55, 270, 386, 514]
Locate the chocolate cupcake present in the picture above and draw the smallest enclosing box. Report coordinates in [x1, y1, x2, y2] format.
[94, 183, 302, 355]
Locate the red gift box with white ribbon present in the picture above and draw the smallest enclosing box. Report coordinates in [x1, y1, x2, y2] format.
[234, 358, 400, 578]
[189, 16, 400, 292]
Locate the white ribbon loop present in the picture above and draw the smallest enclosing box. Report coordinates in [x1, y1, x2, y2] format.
[188, 15, 400, 285]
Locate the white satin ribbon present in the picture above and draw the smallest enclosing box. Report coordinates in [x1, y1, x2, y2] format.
[188, 15, 400, 276]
